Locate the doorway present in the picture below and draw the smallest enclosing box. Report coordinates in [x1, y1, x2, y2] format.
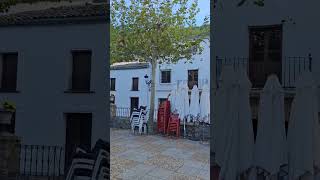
[64, 113, 92, 173]
[130, 97, 139, 115]
[249, 25, 282, 88]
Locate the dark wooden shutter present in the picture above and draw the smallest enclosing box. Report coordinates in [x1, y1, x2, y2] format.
[249, 25, 282, 88]
[132, 78, 139, 91]
[111, 78, 116, 91]
[71, 51, 91, 91]
[2, 53, 18, 91]
[161, 71, 171, 83]
[188, 70, 198, 89]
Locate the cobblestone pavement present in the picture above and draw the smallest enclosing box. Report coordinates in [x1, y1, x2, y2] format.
[111, 128, 210, 180]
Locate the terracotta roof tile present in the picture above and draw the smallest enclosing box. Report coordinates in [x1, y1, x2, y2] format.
[0, 3, 109, 26]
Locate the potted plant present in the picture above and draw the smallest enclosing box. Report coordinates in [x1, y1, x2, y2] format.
[0, 101, 15, 133]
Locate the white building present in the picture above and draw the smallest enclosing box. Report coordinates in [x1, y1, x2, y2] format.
[0, 2, 108, 171]
[213, 0, 318, 89]
[212, 0, 320, 126]
[110, 39, 210, 115]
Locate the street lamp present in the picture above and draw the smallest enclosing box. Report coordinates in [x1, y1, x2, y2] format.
[144, 74, 152, 91]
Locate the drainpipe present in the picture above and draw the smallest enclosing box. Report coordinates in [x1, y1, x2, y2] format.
[308, 53, 312, 72]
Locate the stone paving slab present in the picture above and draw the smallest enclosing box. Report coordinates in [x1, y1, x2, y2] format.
[111, 128, 210, 180]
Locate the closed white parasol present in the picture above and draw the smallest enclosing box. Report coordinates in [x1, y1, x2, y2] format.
[169, 87, 177, 112]
[200, 84, 210, 123]
[254, 74, 287, 178]
[287, 71, 320, 180]
[213, 66, 254, 180]
[190, 84, 200, 122]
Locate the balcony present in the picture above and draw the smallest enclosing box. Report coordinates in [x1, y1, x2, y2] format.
[215, 55, 312, 89]
[176, 79, 209, 90]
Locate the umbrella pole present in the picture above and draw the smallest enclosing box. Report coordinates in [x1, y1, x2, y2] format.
[183, 116, 186, 138]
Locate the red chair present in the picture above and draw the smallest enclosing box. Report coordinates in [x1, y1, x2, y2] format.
[157, 100, 170, 134]
[167, 113, 180, 137]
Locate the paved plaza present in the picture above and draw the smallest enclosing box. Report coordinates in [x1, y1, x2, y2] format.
[111, 128, 210, 180]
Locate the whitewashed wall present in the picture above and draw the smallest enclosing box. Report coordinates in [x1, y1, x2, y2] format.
[213, 0, 320, 110]
[111, 39, 210, 110]
[0, 23, 108, 146]
[110, 67, 151, 108]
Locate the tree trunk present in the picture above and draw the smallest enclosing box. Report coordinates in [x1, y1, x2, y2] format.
[148, 61, 157, 134]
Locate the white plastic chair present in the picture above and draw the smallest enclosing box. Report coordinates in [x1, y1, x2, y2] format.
[66, 148, 108, 180]
[130, 108, 148, 134]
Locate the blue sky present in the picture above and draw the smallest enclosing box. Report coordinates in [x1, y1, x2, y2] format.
[111, 0, 210, 26]
[195, 0, 210, 25]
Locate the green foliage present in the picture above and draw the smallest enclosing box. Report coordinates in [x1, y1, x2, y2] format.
[111, 0, 209, 65]
[3, 101, 16, 112]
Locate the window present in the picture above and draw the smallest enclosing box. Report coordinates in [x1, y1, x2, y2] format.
[249, 25, 282, 87]
[161, 70, 171, 83]
[131, 77, 139, 91]
[130, 97, 139, 114]
[158, 98, 167, 106]
[110, 78, 116, 91]
[188, 69, 198, 89]
[70, 50, 92, 91]
[0, 53, 18, 91]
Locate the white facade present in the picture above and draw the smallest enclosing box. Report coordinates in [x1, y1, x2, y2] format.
[213, 0, 320, 110]
[110, 39, 210, 111]
[0, 10, 108, 146]
[110, 63, 151, 108]
[213, 0, 320, 82]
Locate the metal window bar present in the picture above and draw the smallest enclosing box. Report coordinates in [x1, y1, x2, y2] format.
[19, 144, 65, 177]
[216, 55, 312, 89]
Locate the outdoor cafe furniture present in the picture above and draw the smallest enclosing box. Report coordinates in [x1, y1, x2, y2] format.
[157, 100, 170, 134]
[130, 108, 147, 135]
[167, 113, 180, 137]
[66, 139, 109, 180]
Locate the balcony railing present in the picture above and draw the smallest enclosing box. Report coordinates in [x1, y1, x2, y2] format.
[177, 79, 209, 90]
[216, 55, 312, 89]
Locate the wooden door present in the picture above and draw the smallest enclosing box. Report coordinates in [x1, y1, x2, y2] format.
[65, 113, 92, 173]
[249, 25, 282, 88]
[130, 97, 139, 115]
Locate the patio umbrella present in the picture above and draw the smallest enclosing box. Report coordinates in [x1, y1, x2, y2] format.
[254, 74, 287, 178]
[176, 82, 190, 137]
[200, 84, 210, 123]
[169, 88, 177, 113]
[213, 66, 254, 180]
[287, 71, 320, 180]
[190, 84, 200, 122]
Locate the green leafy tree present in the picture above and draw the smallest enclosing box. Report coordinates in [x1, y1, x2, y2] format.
[111, 0, 209, 133]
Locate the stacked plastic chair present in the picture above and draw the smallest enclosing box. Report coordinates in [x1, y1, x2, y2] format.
[130, 107, 147, 135]
[66, 139, 109, 180]
[157, 100, 170, 134]
[167, 113, 180, 137]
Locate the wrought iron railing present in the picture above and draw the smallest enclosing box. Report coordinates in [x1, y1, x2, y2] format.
[113, 107, 160, 121]
[177, 79, 209, 90]
[19, 145, 64, 177]
[115, 107, 131, 118]
[216, 55, 312, 89]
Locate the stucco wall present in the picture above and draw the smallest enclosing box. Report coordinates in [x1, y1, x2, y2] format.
[213, 0, 320, 110]
[0, 23, 109, 146]
[213, 0, 320, 76]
